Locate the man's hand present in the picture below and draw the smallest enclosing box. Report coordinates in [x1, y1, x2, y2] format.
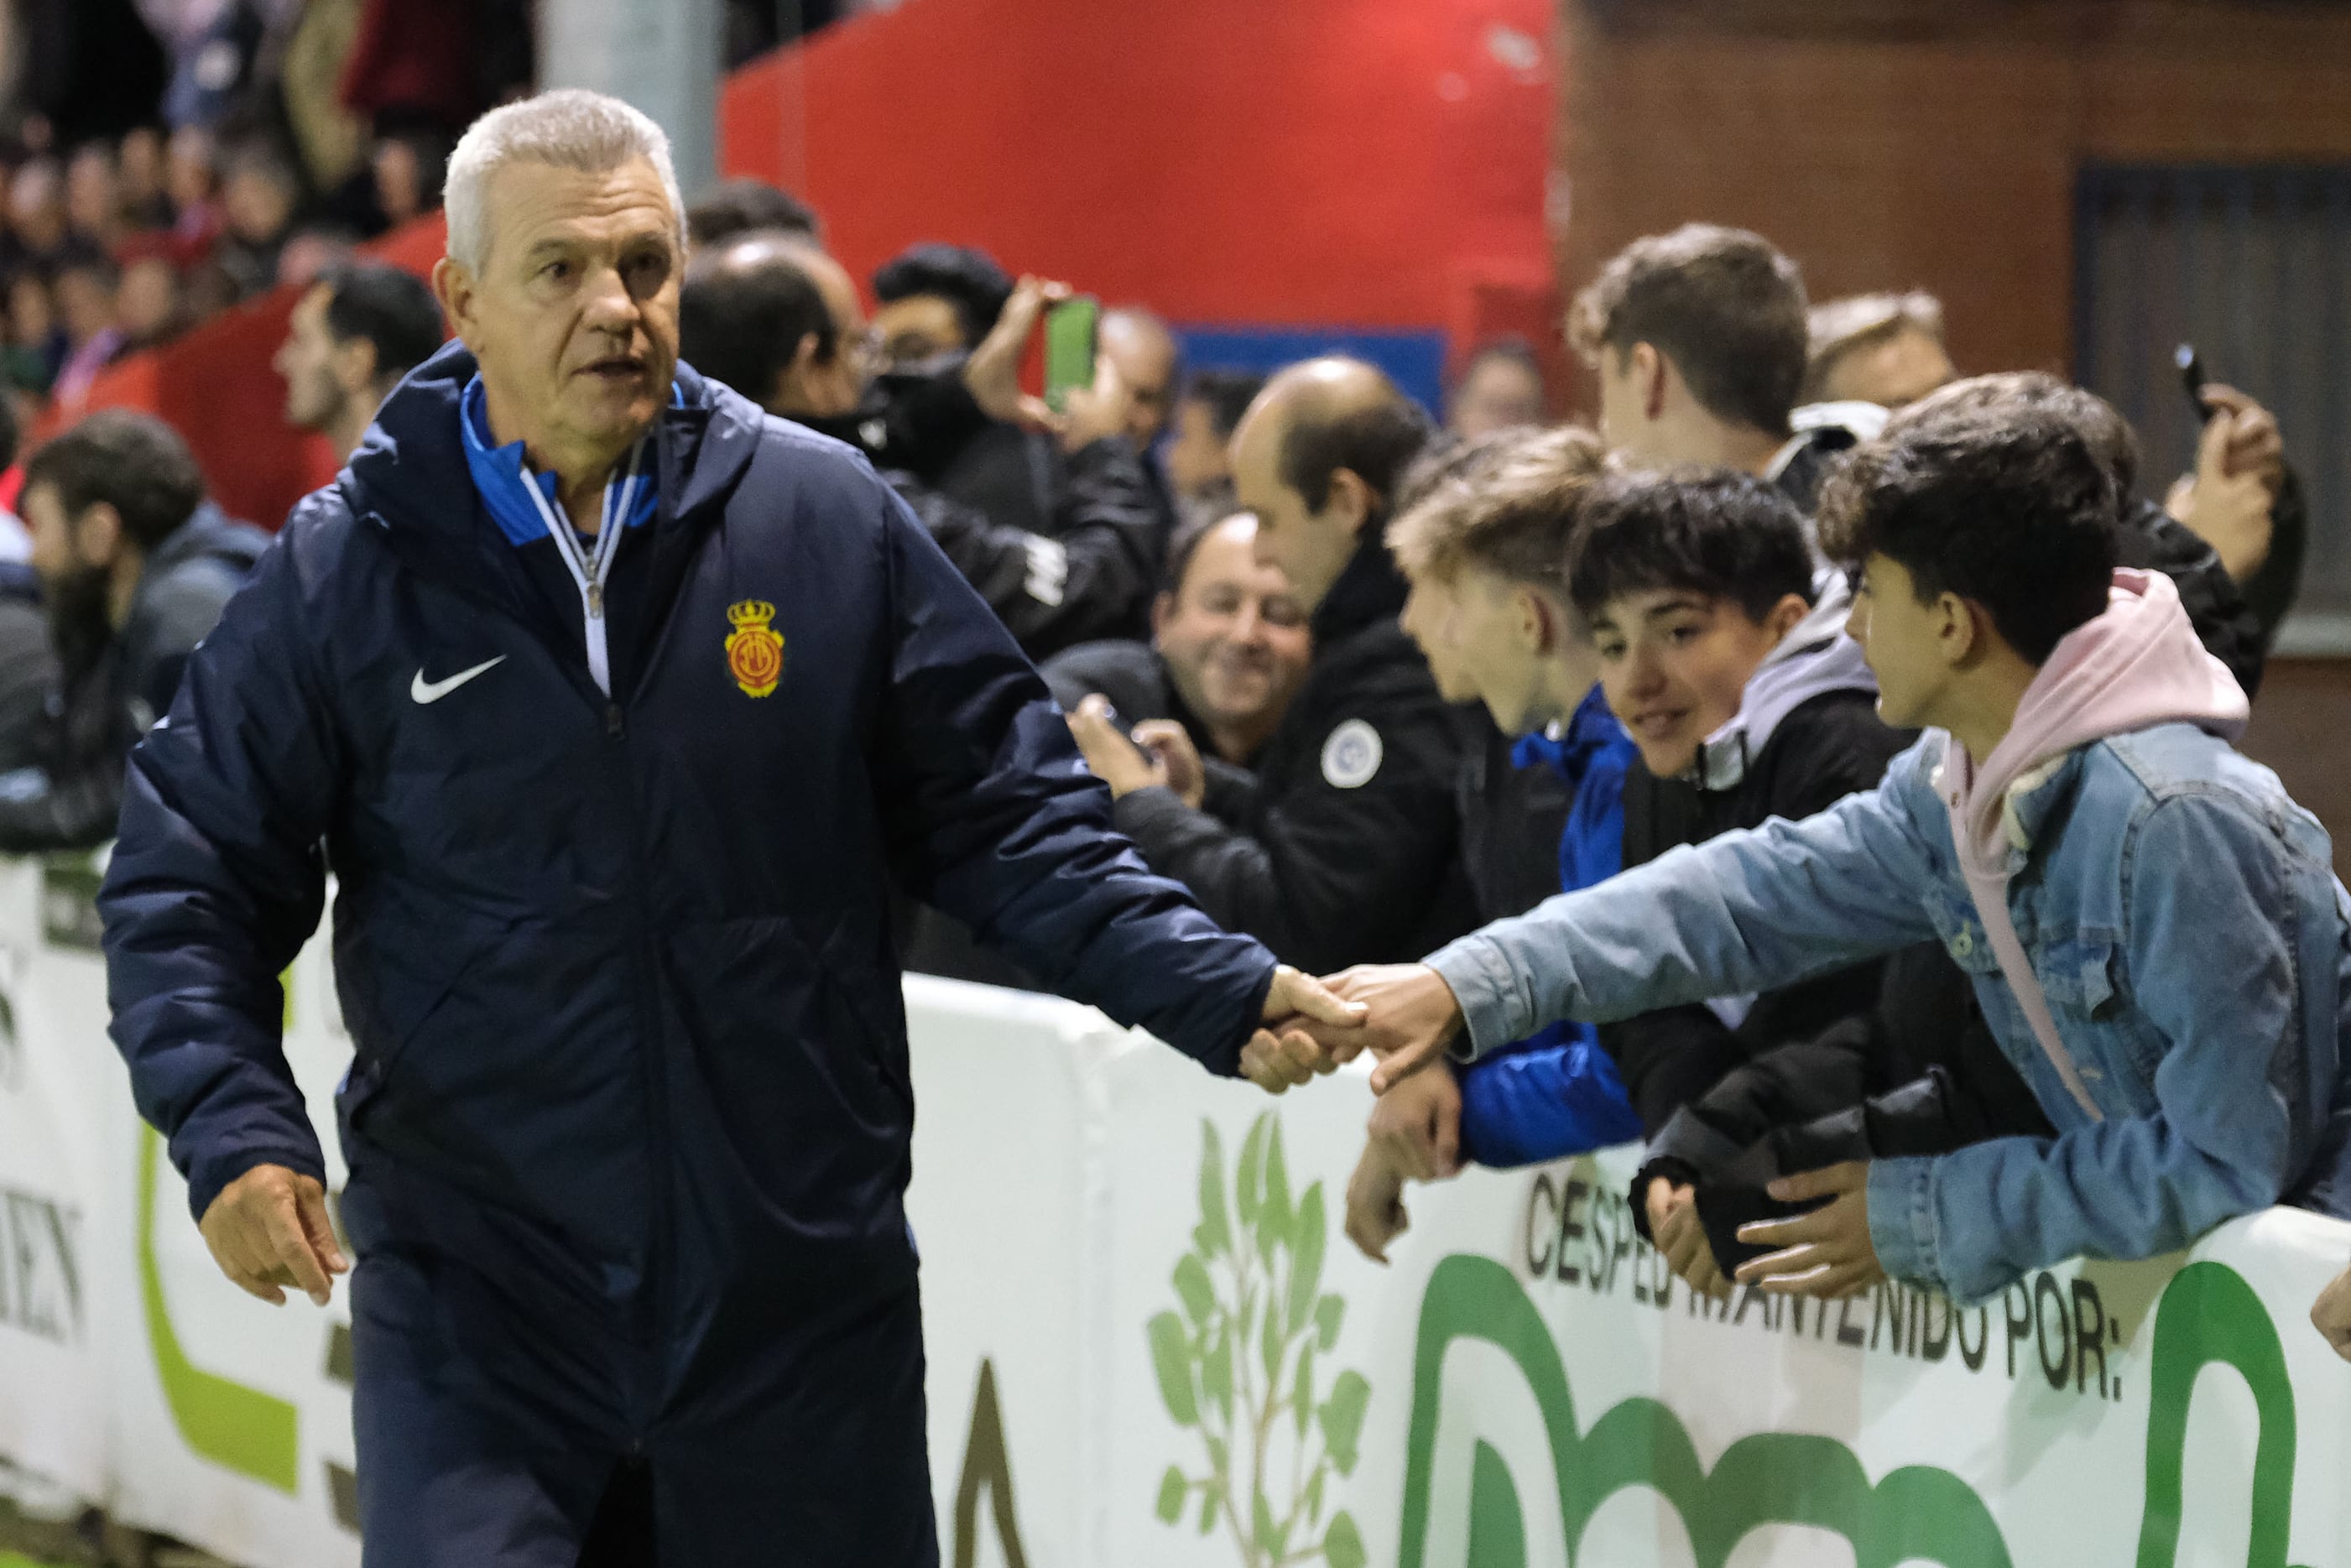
[198, 1164, 348, 1307]
[1367, 1060, 1462, 1181]
[1239, 966, 1368, 1094]
[1130, 720, 1206, 810]
[962, 274, 1068, 432]
[1732, 1161, 1883, 1299]
[2310, 1260, 2351, 1362]
[1645, 1178, 1728, 1300]
[1056, 348, 1135, 456]
[1343, 1142, 1411, 1263]
[1066, 695, 1165, 798]
[2166, 384, 2284, 582]
[1321, 965, 1468, 1092]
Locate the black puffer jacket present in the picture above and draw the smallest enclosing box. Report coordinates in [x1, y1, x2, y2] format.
[0, 503, 266, 851]
[1112, 532, 1478, 972]
[0, 562, 55, 776]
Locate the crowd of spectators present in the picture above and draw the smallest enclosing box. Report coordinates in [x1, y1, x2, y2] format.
[0, 0, 527, 430]
[3, 95, 2348, 1383]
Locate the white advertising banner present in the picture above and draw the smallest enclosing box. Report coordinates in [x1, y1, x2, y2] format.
[3, 858, 2348, 1567]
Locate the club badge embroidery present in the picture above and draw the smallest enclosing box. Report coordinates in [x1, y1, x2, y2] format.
[724, 600, 785, 697]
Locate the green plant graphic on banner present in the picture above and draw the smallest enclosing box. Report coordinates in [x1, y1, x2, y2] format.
[1149, 1113, 1371, 1568]
[1394, 1254, 2308, 1568]
[138, 1126, 300, 1493]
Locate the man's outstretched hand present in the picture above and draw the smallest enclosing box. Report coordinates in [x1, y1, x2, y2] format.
[198, 1163, 348, 1307]
[1238, 964, 1466, 1095]
[1238, 966, 1368, 1093]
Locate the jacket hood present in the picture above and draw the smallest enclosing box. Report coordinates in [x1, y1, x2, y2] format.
[342, 341, 765, 551]
[1690, 570, 1877, 791]
[148, 501, 270, 576]
[1938, 567, 2249, 885]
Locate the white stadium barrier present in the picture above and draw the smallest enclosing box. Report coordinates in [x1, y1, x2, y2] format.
[2, 850, 2348, 1566]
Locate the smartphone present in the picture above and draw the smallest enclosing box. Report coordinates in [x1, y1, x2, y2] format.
[2175, 343, 2213, 423]
[1043, 295, 1100, 415]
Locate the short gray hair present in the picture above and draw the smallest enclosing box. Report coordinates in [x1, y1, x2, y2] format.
[444, 89, 685, 273]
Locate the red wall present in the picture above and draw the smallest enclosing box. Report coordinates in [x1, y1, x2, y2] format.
[721, 0, 1558, 361]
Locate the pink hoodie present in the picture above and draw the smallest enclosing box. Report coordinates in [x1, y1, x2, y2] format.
[1933, 569, 2249, 1117]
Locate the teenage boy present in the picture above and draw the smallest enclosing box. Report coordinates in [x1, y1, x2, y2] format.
[1277, 405, 2351, 1305]
[1346, 466, 1911, 1260]
[1343, 426, 1642, 1257]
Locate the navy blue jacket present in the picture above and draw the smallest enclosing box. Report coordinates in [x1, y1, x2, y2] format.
[100, 346, 1276, 1299]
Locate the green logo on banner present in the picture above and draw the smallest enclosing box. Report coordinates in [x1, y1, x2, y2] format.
[138, 1127, 300, 1494]
[1149, 1112, 1372, 1568]
[1394, 1254, 2308, 1567]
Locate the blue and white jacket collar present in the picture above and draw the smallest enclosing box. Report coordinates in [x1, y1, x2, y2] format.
[459, 375, 672, 546]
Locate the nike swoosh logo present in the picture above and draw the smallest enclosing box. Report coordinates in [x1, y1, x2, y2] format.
[410, 656, 508, 705]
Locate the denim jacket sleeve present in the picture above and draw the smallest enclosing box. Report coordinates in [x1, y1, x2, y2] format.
[1426, 737, 1946, 1060]
[1867, 789, 2312, 1303]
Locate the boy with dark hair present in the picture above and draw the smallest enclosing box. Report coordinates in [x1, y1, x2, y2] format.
[1303, 404, 2351, 1305]
[685, 177, 821, 250]
[870, 242, 1017, 363]
[1571, 222, 1876, 513]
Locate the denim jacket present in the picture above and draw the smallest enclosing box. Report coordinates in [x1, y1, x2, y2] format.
[1427, 723, 2351, 1303]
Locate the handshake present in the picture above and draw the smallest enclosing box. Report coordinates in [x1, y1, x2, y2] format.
[1250, 963, 1465, 1096]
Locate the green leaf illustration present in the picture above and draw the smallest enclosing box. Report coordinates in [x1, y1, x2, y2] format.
[1205, 1433, 1228, 1475]
[1155, 1466, 1188, 1524]
[1196, 1483, 1219, 1535]
[1325, 1508, 1366, 1568]
[1148, 1311, 1198, 1426]
[1305, 1466, 1327, 1526]
[1316, 1292, 1345, 1352]
[1260, 1274, 1287, 1384]
[1320, 1369, 1370, 1476]
[1236, 1115, 1267, 1227]
[1174, 1253, 1216, 1326]
[1288, 1182, 1327, 1334]
[1197, 1122, 1231, 1257]
[1202, 1325, 1233, 1422]
[1294, 1344, 1316, 1440]
[1254, 1489, 1287, 1559]
[1259, 1120, 1295, 1260]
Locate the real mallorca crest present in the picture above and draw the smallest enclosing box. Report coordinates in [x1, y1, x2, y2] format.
[724, 600, 785, 698]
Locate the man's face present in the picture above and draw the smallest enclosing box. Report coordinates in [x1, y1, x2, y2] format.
[1443, 565, 1574, 735]
[1449, 356, 1546, 439]
[23, 481, 112, 643]
[1100, 315, 1177, 446]
[1818, 325, 1957, 409]
[1847, 553, 1948, 730]
[1155, 514, 1311, 737]
[1165, 399, 1231, 499]
[438, 157, 680, 468]
[1229, 404, 1358, 615]
[275, 282, 347, 431]
[1398, 567, 1478, 703]
[795, 247, 871, 419]
[1589, 586, 1785, 776]
[872, 293, 965, 367]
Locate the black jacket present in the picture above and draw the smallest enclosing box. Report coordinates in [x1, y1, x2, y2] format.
[98, 350, 1278, 1534]
[1453, 710, 1573, 925]
[0, 563, 55, 776]
[2121, 496, 2268, 699]
[1607, 604, 1911, 1138]
[1041, 637, 1262, 819]
[0, 504, 266, 852]
[1112, 531, 1478, 973]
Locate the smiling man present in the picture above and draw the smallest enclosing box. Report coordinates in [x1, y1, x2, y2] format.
[96, 90, 1354, 1568]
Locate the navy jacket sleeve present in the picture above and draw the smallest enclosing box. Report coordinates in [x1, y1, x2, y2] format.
[97, 523, 339, 1222]
[868, 483, 1275, 1072]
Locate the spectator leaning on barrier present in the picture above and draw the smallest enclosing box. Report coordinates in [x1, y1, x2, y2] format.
[1345, 425, 1644, 1260]
[0, 409, 265, 852]
[1067, 357, 1478, 974]
[1572, 221, 1880, 518]
[678, 231, 1164, 658]
[94, 90, 1355, 1567]
[275, 260, 448, 462]
[1266, 403, 2351, 1308]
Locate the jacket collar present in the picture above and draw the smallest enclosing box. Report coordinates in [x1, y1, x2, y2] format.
[1687, 573, 1876, 793]
[1309, 524, 1408, 645]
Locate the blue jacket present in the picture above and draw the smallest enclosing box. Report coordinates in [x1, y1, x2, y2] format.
[101, 346, 1275, 1344]
[1456, 685, 1644, 1166]
[1429, 725, 2351, 1303]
